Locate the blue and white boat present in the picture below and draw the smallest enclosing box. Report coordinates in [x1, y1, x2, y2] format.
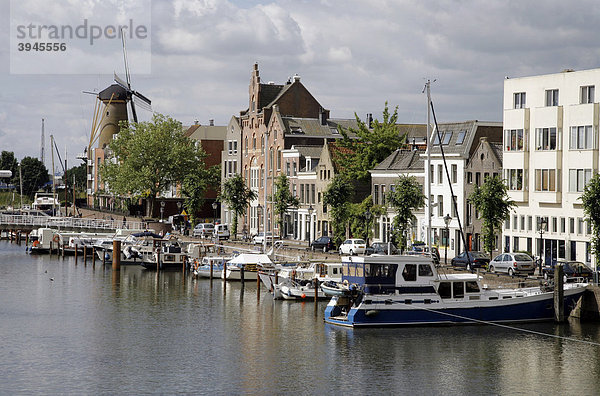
[324, 255, 588, 327]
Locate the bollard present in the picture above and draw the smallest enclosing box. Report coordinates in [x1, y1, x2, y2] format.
[554, 264, 564, 322]
[112, 240, 121, 271]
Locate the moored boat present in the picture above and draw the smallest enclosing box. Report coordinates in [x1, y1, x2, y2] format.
[324, 255, 588, 327]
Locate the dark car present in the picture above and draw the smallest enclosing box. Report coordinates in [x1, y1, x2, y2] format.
[366, 242, 398, 255]
[451, 251, 490, 271]
[542, 260, 593, 282]
[310, 236, 335, 252]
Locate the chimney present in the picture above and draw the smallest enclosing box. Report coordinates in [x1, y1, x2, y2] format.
[320, 108, 328, 125]
[293, 74, 301, 83]
[194, 119, 199, 125]
[366, 113, 373, 128]
[209, 119, 214, 126]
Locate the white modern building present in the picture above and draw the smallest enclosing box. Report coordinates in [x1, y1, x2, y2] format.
[503, 68, 597, 267]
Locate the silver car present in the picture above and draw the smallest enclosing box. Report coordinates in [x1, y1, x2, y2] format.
[489, 253, 535, 276]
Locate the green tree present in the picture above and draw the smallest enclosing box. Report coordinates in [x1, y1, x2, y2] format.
[272, 174, 299, 239]
[64, 163, 87, 192]
[20, 156, 49, 197]
[323, 175, 354, 247]
[468, 175, 515, 259]
[336, 102, 408, 182]
[181, 163, 220, 226]
[580, 173, 600, 268]
[0, 151, 19, 186]
[101, 114, 210, 217]
[219, 174, 257, 239]
[386, 175, 425, 252]
[348, 195, 385, 244]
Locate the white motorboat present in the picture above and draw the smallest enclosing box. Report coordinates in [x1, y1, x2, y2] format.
[223, 254, 272, 281]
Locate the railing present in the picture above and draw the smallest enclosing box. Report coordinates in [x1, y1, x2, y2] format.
[0, 214, 145, 231]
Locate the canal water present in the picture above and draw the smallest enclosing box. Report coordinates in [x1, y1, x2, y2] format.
[1, 240, 600, 395]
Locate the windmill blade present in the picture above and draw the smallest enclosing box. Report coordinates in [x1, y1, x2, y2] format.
[114, 72, 130, 91]
[133, 96, 152, 112]
[133, 90, 151, 106]
[130, 97, 138, 123]
[120, 27, 131, 88]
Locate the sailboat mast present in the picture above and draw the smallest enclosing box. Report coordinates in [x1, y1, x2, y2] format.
[425, 80, 432, 247]
[51, 134, 56, 216]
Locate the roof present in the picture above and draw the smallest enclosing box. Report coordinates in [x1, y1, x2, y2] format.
[282, 117, 359, 138]
[428, 121, 502, 157]
[490, 142, 503, 163]
[98, 84, 128, 101]
[328, 142, 354, 173]
[263, 83, 291, 109]
[294, 145, 323, 159]
[183, 124, 227, 140]
[373, 149, 424, 172]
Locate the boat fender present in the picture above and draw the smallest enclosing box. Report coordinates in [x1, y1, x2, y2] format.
[365, 310, 379, 317]
[342, 280, 349, 287]
[52, 235, 60, 243]
[301, 293, 306, 299]
[33, 240, 40, 247]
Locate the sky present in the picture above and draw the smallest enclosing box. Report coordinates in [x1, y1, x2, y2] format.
[2, 0, 600, 170]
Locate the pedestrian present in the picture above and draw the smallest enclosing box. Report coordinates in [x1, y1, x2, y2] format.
[122, 216, 127, 229]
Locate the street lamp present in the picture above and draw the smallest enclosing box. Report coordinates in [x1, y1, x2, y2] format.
[160, 201, 165, 221]
[364, 210, 372, 247]
[443, 214, 452, 266]
[212, 201, 218, 223]
[538, 216, 547, 275]
[307, 205, 314, 242]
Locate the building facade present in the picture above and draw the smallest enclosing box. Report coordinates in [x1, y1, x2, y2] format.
[503, 68, 598, 266]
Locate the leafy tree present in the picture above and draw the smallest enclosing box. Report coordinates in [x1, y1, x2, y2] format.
[468, 175, 515, 259]
[386, 175, 425, 252]
[181, 163, 220, 226]
[271, 174, 299, 239]
[348, 195, 385, 244]
[20, 156, 49, 197]
[101, 114, 211, 217]
[0, 151, 18, 186]
[580, 173, 600, 268]
[64, 163, 87, 192]
[336, 102, 408, 182]
[323, 175, 354, 247]
[219, 174, 257, 239]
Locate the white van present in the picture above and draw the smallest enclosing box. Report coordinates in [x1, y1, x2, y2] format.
[214, 224, 230, 240]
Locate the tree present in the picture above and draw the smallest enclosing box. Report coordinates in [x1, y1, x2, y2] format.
[336, 102, 408, 182]
[348, 196, 385, 244]
[272, 174, 299, 239]
[386, 175, 425, 252]
[20, 156, 49, 197]
[219, 174, 257, 239]
[101, 114, 211, 217]
[323, 175, 354, 247]
[0, 151, 18, 186]
[468, 175, 515, 259]
[580, 173, 600, 268]
[181, 163, 220, 226]
[64, 163, 87, 192]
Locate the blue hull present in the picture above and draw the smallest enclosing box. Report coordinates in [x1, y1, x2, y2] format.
[324, 290, 586, 327]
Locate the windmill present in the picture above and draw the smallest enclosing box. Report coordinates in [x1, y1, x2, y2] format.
[86, 27, 151, 150]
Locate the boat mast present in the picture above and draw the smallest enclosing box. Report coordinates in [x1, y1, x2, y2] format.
[425, 80, 433, 247]
[51, 134, 56, 216]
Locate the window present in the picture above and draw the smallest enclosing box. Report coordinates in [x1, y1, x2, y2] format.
[505, 169, 524, 190]
[520, 215, 525, 231]
[438, 282, 451, 299]
[528, 216, 532, 231]
[438, 165, 443, 184]
[402, 264, 417, 282]
[552, 217, 557, 233]
[504, 129, 524, 151]
[433, 131, 441, 145]
[569, 217, 575, 234]
[535, 127, 557, 150]
[475, 172, 481, 186]
[437, 195, 443, 217]
[418, 264, 433, 277]
[292, 162, 297, 176]
[545, 89, 559, 106]
[467, 172, 472, 184]
[451, 195, 457, 217]
[374, 185, 379, 205]
[228, 141, 233, 155]
[456, 130, 467, 144]
[514, 92, 526, 109]
[569, 169, 592, 192]
[453, 282, 464, 299]
[233, 141, 238, 154]
[311, 184, 316, 204]
[581, 85, 595, 104]
[451, 164, 457, 184]
[513, 215, 518, 231]
[381, 185, 386, 205]
[578, 218, 584, 234]
[535, 169, 556, 191]
[570, 125, 594, 149]
[560, 217, 565, 233]
[286, 162, 290, 176]
[430, 165, 434, 183]
[300, 184, 304, 203]
[466, 281, 480, 293]
[442, 132, 452, 145]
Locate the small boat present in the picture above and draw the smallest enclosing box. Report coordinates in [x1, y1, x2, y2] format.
[320, 280, 350, 297]
[140, 239, 188, 270]
[324, 255, 588, 327]
[275, 277, 329, 300]
[223, 254, 272, 281]
[192, 256, 230, 278]
[27, 227, 56, 254]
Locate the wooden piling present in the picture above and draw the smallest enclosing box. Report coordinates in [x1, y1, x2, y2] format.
[112, 240, 121, 271]
[256, 272, 261, 300]
[240, 265, 245, 283]
[554, 264, 564, 322]
[102, 249, 106, 267]
[210, 261, 213, 280]
[314, 277, 319, 303]
[155, 248, 160, 271]
[83, 246, 87, 265]
[74, 244, 78, 265]
[92, 247, 96, 267]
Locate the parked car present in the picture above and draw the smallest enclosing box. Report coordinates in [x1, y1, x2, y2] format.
[252, 232, 273, 245]
[542, 260, 593, 282]
[489, 253, 535, 276]
[450, 251, 490, 271]
[366, 242, 398, 255]
[310, 236, 335, 252]
[409, 244, 440, 265]
[339, 239, 367, 256]
[193, 223, 215, 238]
[213, 224, 230, 240]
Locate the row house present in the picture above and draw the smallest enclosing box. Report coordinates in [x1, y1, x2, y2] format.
[239, 63, 357, 237]
[220, 116, 242, 226]
[503, 68, 600, 266]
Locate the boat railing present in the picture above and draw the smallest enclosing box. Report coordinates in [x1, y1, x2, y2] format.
[0, 214, 145, 231]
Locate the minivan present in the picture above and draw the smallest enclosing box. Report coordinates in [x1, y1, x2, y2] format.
[193, 223, 214, 238]
[213, 224, 230, 240]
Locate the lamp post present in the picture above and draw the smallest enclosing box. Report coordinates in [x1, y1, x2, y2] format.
[160, 201, 165, 222]
[538, 216, 547, 275]
[365, 210, 372, 248]
[307, 205, 314, 242]
[212, 201, 218, 223]
[443, 214, 452, 266]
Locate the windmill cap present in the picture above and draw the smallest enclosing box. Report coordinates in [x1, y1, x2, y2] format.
[99, 84, 128, 101]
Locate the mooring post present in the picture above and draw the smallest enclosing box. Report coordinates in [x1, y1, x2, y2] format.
[74, 244, 78, 265]
[83, 246, 87, 265]
[112, 240, 121, 271]
[102, 249, 106, 267]
[155, 247, 160, 271]
[92, 247, 96, 267]
[240, 265, 245, 284]
[554, 264, 565, 322]
[256, 272, 261, 300]
[210, 261, 213, 280]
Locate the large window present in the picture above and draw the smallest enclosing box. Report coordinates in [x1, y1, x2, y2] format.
[535, 127, 557, 150]
[581, 85, 595, 104]
[569, 169, 592, 192]
[514, 92, 526, 109]
[456, 130, 466, 144]
[545, 89, 559, 106]
[442, 132, 452, 145]
[535, 169, 557, 192]
[505, 169, 524, 190]
[504, 129, 524, 151]
[570, 125, 594, 149]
